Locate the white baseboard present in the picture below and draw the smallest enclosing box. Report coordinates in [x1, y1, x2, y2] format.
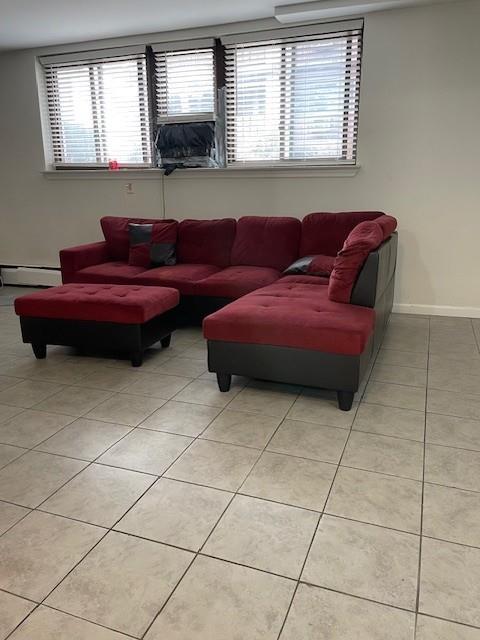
[1, 267, 62, 287]
[393, 303, 480, 319]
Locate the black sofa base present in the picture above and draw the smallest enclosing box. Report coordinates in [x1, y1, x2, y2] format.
[175, 295, 234, 326]
[208, 337, 374, 411]
[19, 311, 176, 367]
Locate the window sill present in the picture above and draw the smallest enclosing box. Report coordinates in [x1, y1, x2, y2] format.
[41, 164, 360, 180]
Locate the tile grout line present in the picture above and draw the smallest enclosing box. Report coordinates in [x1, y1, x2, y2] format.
[413, 314, 430, 639]
[1, 371, 290, 547]
[35, 371, 273, 639]
[4, 566, 480, 639]
[7, 469, 480, 534]
[2, 395, 184, 640]
[0, 364, 187, 613]
[138, 382, 303, 639]
[1, 412, 480, 513]
[275, 320, 424, 637]
[273, 327, 386, 639]
[0, 392, 153, 536]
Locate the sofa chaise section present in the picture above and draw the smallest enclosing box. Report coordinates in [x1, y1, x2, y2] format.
[204, 282, 376, 411]
[204, 218, 398, 410]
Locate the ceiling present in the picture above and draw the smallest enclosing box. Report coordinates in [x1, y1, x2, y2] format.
[0, 0, 455, 51]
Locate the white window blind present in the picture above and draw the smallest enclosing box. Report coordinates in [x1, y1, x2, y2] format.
[42, 50, 151, 166]
[153, 41, 215, 123]
[224, 23, 363, 166]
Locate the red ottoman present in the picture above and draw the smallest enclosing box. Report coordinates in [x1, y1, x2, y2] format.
[14, 284, 179, 366]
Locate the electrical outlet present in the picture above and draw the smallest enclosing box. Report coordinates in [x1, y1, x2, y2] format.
[125, 182, 135, 195]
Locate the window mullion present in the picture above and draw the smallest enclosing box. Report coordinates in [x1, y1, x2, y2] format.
[145, 46, 157, 164]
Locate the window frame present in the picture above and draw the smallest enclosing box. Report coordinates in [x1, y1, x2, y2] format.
[151, 40, 216, 125]
[223, 24, 363, 168]
[41, 49, 153, 169]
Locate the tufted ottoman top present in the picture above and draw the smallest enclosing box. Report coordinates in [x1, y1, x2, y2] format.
[14, 283, 179, 325]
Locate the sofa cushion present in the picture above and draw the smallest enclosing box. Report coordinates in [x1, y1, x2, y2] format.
[134, 263, 221, 295]
[177, 219, 236, 267]
[15, 283, 179, 325]
[328, 216, 397, 304]
[73, 261, 148, 284]
[101, 216, 176, 261]
[203, 281, 375, 355]
[300, 212, 384, 257]
[128, 222, 177, 268]
[195, 266, 281, 299]
[231, 216, 301, 271]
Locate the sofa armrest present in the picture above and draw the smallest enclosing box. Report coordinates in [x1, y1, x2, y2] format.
[350, 232, 398, 308]
[60, 241, 110, 283]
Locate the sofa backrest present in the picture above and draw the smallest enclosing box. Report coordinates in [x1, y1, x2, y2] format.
[231, 216, 301, 271]
[176, 218, 236, 267]
[100, 211, 389, 269]
[328, 215, 398, 304]
[351, 232, 398, 309]
[300, 212, 384, 257]
[101, 216, 176, 260]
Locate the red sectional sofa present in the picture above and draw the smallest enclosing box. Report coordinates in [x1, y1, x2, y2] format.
[60, 212, 398, 409]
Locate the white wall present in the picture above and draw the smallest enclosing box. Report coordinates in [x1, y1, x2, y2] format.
[0, 0, 479, 316]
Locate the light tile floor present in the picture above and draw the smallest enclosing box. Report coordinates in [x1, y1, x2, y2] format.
[0, 286, 480, 638]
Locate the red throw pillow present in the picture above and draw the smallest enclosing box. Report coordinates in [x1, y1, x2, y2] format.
[308, 255, 336, 276]
[284, 254, 335, 277]
[128, 222, 177, 268]
[328, 222, 384, 304]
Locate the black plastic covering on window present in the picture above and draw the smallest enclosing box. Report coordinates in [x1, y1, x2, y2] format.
[155, 121, 218, 174]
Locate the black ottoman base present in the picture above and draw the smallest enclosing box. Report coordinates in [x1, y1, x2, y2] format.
[19, 310, 176, 367]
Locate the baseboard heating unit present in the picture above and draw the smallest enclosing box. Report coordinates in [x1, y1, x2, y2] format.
[1, 267, 62, 287]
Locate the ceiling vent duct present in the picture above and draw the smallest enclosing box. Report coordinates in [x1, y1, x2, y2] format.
[274, 0, 453, 23]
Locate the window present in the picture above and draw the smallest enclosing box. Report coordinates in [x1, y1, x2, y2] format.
[224, 22, 363, 166]
[40, 22, 363, 170]
[41, 48, 151, 167]
[152, 40, 216, 122]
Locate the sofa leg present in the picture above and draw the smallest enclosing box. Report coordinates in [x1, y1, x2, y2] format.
[32, 343, 46, 359]
[337, 390, 354, 411]
[131, 352, 143, 367]
[160, 334, 171, 349]
[217, 372, 232, 392]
